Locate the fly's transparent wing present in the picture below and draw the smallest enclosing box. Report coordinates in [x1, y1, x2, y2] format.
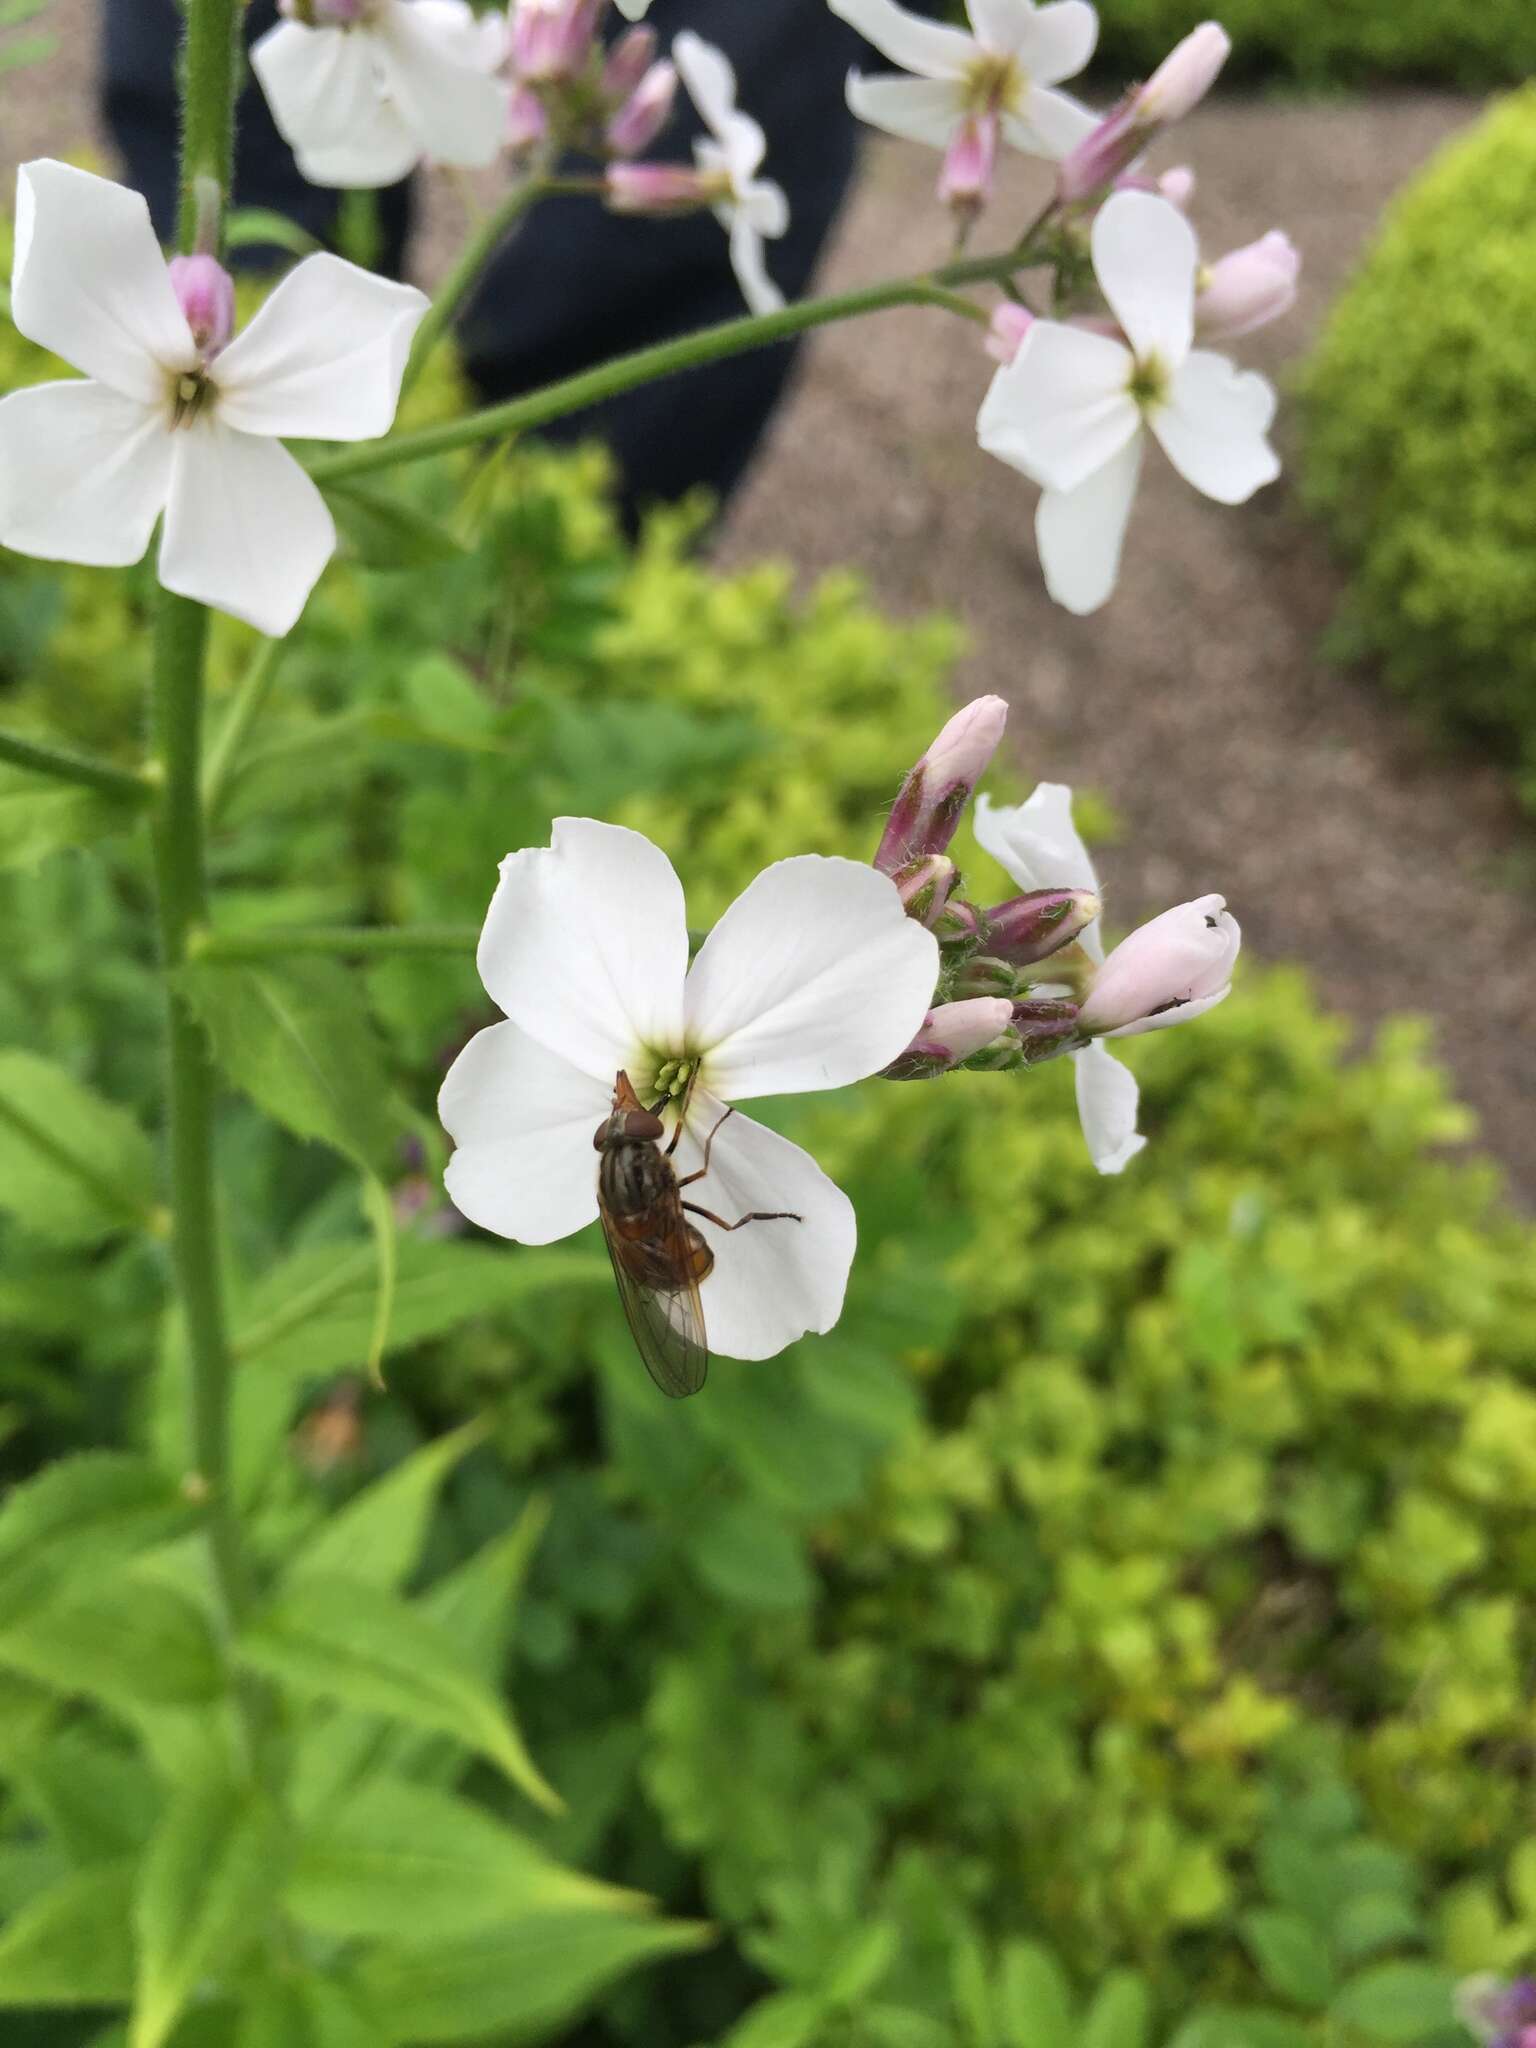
[598, 1204, 709, 1400]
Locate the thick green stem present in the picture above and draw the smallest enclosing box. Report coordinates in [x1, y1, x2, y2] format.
[0, 726, 154, 803]
[197, 923, 481, 962]
[402, 173, 552, 401]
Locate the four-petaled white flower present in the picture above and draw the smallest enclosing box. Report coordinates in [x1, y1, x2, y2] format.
[439, 818, 939, 1360]
[673, 31, 791, 315]
[829, 0, 1099, 165]
[974, 783, 1146, 1174]
[0, 161, 427, 637]
[251, 0, 508, 190]
[978, 189, 1281, 615]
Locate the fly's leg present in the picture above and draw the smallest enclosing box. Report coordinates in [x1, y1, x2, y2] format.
[676, 1104, 734, 1181]
[683, 1202, 802, 1231]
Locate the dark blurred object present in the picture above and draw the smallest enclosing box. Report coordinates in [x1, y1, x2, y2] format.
[100, 0, 862, 525]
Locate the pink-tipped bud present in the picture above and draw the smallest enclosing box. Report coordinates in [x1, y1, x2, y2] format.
[1059, 25, 1229, 202]
[984, 886, 1102, 966]
[169, 254, 235, 357]
[985, 301, 1035, 365]
[891, 852, 961, 931]
[604, 162, 719, 215]
[506, 83, 550, 155]
[1141, 22, 1231, 122]
[1196, 230, 1300, 340]
[607, 60, 678, 157]
[602, 23, 659, 103]
[510, 0, 602, 82]
[883, 998, 1014, 1081]
[1078, 894, 1240, 1037]
[938, 112, 998, 217]
[874, 696, 1009, 874]
[1057, 92, 1140, 204]
[1159, 165, 1197, 209]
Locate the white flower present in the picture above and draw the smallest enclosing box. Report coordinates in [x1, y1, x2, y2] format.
[439, 819, 939, 1360]
[673, 31, 790, 315]
[251, 0, 508, 190]
[0, 161, 427, 637]
[613, 0, 651, 15]
[829, 0, 1099, 163]
[1078, 894, 1240, 1035]
[977, 189, 1281, 615]
[973, 783, 1147, 1174]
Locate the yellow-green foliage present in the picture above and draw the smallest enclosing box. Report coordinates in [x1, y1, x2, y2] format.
[1299, 89, 1536, 810]
[1089, 0, 1536, 85]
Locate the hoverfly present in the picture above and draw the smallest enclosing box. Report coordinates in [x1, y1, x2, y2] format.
[594, 1070, 800, 1398]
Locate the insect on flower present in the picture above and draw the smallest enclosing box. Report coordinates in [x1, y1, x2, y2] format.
[594, 1070, 800, 1399]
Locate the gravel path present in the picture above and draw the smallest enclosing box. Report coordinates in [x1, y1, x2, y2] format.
[5, 38, 1531, 1197]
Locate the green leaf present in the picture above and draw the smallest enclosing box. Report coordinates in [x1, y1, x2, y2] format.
[0, 779, 134, 870]
[723, 1993, 826, 2048]
[329, 485, 467, 570]
[288, 1775, 641, 1941]
[0, 1860, 136, 2006]
[239, 1575, 559, 1810]
[132, 1769, 282, 2048]
[1082, 1972, 1153, 2048]
[1335, 1894, 1424, 1963]
[236, 1974, 384, 2048]
[0, 1049, 157, 1245]
[0, 1569, 222, 1709]
[353, 1910, 711, 2044]
[13, 1723, 160, 1863]
[224, 207, 321, 258]
[177, 959, 399, 1173]
[1169, 2013, 1316, 2048]
[996, 1941, 1076, 2048]
[0, 1453, 197, 1627]
[1241, 1908, 1338, 2008]
[691, 1499, 815, 1613]
[290, 1420, 486, 1592]
[1331, 1965, 1457, 2043]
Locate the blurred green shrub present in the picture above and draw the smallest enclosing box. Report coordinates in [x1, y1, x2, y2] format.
[1299, 88, 1536, 811]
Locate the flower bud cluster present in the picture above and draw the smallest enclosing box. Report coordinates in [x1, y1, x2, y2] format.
[505, 0, 677, 161]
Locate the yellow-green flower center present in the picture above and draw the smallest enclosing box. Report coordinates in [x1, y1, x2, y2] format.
[169, 369, 212, 429]
[1128, 356, 1171, 412]
[961, 51, 1026, 117]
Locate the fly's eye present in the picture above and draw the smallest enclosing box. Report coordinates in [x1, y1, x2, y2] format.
[593, 1116, 618, 1151]
[626, 1111, 666, 1142]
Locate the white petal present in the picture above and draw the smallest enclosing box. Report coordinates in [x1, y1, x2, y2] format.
[728, 215, 784, 315]
[159, 421, 336, 637]
[11, 161, 194, 403]
[294, 102, 423, 191]
[0, 381, 171, 568]
[1003, 83, 1099, 158]
[1035, 432, 1143, 616]
[249, 22, 393, 170]
[967, 0, 1032, 50]
[613, 0, 651, 15]
[977, 320, 1137, 495]
[671, 1099, 855, 1361]
[1018, 0, 1098, 79]
[827, 0, 975, 77]
[1151, 350, 1280, 505]
[845, 72, 963, 147]
[673, 30, 744, 144]
[211, 254, 427, 442]
[1106, 985, 1231, 1038]
[475, 819, 690, 1085]
[373, 0, 509, 167]
[972, 786, 1104, 960]
[439, 1021, 607, 1243]
[687, 857, 937, 1100]
[407, 0, 505, 67]
[1092, 189, 1196, 369]
[1072, 1042, 1146, 1174]
[741, 178, 790, 240]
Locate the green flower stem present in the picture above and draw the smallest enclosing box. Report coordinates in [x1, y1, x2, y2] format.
[401, 171, 554, 401]
[197, 923, 482, 962]
[176, 0, 242, 251]
[311, 263, 1015, 487]
[202, 638, 285, 824]
[0, 726, 154, 803]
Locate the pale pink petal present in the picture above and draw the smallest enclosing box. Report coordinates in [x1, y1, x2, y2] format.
[1072, 1041, 1146, 1173]
[159, 421, 335, 637]
[973, 786, 1104, 960]
[828, 0, 976, 76]
[846, 72, 963, 146]
[211, 254, 426, 442]
[475, 819, 690, 1085]
[1107, 985, 1231, 1038]
[0, 380, 171, 567]
[1092, 189, 1197, 369]
[372, 0, 509, 167]
[439, 1021, 608, 1243]
[978, 320, 1138, 495]
[687, 857, 937, 1100]
[1151, 350, 1280, 504]
[1003, 83, 1099, 158]
[1035, 432, 1144, 616]
[11, 161, 194, 402]
[671, 1097, 855, 1361]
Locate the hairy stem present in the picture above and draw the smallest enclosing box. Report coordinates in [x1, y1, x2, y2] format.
[197, 923, 482, 962]
[0, 726, 154, 803]
[176, 0, 242, 251]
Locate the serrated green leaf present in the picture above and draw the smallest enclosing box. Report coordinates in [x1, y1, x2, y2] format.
[997, 1941, 1076, 2048]
[132, 1769, 283, 2048]
[0, 1568, 222, 1709]
[291, 1420, 486, 1592]
[0, 1453, 197, 1628]
[1242, 1908, 1337, 2008]
[0, 1859, 136, 2006]
[239, 1574, 558, 1810]
[1331, 1964, 1458, 2042]
[0, 1050, 157, 1246]
[353, 1910, 711, 2044]
[1082, 1972, 1153, 2048]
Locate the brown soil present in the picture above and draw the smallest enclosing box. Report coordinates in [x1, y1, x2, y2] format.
[5, 35, 1532, 1198]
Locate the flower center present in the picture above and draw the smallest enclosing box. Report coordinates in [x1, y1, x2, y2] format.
[1128, 355, 1170, 413]
[646, 1056, 698, 1111]
[169, 369, 214, 429]
[962, 51, 1025, 116]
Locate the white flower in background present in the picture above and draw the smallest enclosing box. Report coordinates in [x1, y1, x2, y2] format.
[251, 0, 507, 189]
[439, 818, 938, 1359]
[613, 0, 651, 15]
[673, 30, 791, 314]
[977, 189, 1280, 615]
[829, 0, 1099, 170]
[0, 161, 427, 637]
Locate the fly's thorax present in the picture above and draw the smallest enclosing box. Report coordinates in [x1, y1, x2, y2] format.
[597, 1134, 678, 1225]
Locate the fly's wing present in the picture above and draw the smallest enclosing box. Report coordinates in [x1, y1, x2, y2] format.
[598, 1200, 709, 1400]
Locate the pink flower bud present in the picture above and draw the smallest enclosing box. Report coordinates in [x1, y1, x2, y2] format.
[890, 852, 961, 931]
[169, 253, 235, 357]
[883, 998, 1013, 1080]
[984, 886, 1102, 965]
[1159, 165, 1197, 209]
[938, 112, 998, 217]
[1195, 230, 1300, 340]
[985, 301, 1035, 366]
[510, 0, 602, 82]
[607, 60, 678, 157]
[935, 896, 982, 948]
[1057, 91, 1141, 204]
[602, 23, 659, 103]
[1078, 894, 1240, 1037]
[1009, 996, 1085, 1065]
[1059, 26, 1229, 202]
[874, 695, 1008, 874]
[506, 83, 550, 155]
[1141, 22, 1231, 122]
[604, 162, 718, 215]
